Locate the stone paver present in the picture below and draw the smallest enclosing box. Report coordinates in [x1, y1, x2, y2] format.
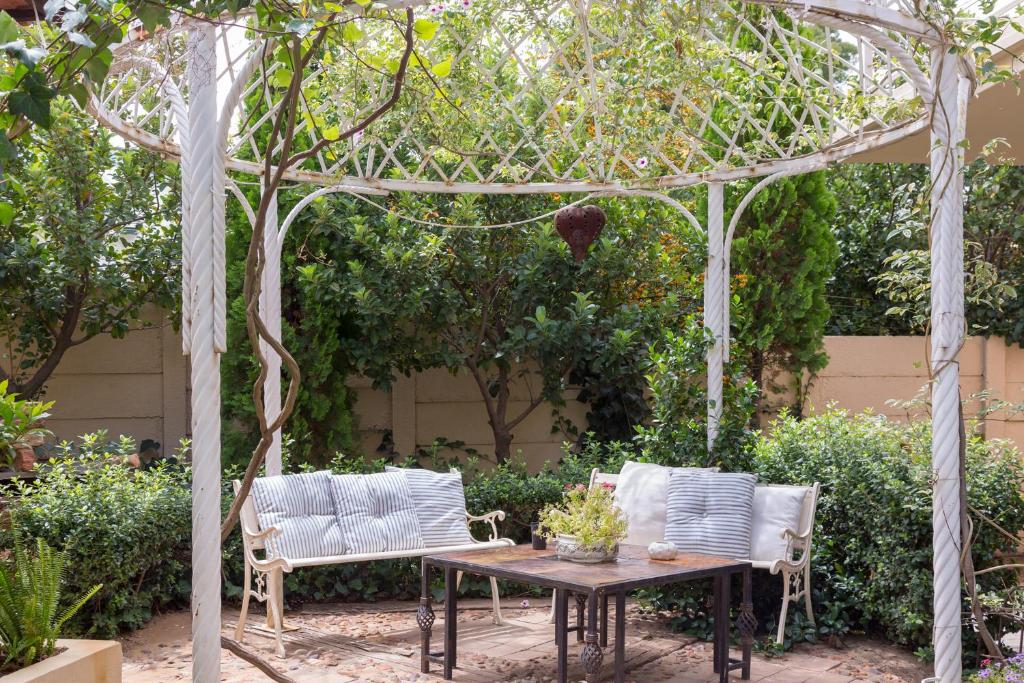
[120, 600, 929, 682]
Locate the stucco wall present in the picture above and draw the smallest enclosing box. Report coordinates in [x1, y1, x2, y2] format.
[20, 328, 1024, 462]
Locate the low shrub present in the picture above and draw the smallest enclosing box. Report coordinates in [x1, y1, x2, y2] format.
[649, 408, 1024, 664]
[5, 436, 192, 638]
[750, 408, 1024, 655]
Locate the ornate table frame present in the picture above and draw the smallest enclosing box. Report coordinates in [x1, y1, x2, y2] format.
[418, 544, 754, 683]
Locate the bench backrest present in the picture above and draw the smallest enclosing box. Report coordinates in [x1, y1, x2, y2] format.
[589, 467, 819, 562]
[233, 480, 266, 551]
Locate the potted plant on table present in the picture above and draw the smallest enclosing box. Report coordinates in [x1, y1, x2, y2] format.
[0, 381, 53, 474]
[537, 483, 628, 563]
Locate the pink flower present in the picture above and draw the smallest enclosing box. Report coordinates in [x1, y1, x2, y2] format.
[460, 0, 472, 7]
[430, 3, 445, 14]
[636, 157, 649, 169]
[575, 483, 587, 492]
[352, 130, 364, 145]
[564, 483, 574, 490]
[601, 482, 615, 490]
[521, 599, 530, 608]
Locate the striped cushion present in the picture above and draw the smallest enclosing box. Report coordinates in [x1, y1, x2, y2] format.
[330, 472, 424, 554]
[613, 461, 720, 546]
[386, 467, 473, 547]
[665, 470, 756, 559]
[250, 471, 347, 560]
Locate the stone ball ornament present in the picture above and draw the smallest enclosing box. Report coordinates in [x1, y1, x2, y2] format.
[647, 540, 679, 561]
[555, 205, 606, 262]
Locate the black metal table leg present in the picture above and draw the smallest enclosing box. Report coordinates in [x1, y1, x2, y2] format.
[575, 592, 587, 642]
[600, 592, 609, 648]
[717, 573, 731, 683]
[444, 566, 457, 680]
[417, 559, 435, 674]
[738, 566, 756, 680]
[712, 575, 721, 675]
[614, 591, 626, 683]
[582, 591, 603, 683]
[555, 588, 569, 683]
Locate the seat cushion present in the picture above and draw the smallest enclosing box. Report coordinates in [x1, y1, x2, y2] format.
[750, 485, 809, 563]
[385, 467, 473, 547]
[250, 471, 347, 560]
[613, 461, 718, 546]
[664, 470, 757, 559]
[330, 472, 424, 554]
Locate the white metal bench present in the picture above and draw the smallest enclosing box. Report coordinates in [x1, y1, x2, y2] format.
[233, 478, 515, 657]
[551, 468, 819, 645]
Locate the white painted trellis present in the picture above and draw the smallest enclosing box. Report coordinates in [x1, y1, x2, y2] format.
[87, 1, 969, 681]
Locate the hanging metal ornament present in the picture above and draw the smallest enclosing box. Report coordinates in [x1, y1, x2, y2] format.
[555, 205, 606, 262]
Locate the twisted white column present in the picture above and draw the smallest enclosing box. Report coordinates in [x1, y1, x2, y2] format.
[260, 186, 283, 476]
[705, 182, 725, 453]
[928, 45, 966, 683]
[186, 23, 222, 683]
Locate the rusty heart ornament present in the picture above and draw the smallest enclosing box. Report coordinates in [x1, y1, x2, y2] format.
[554, 205, 606, 262]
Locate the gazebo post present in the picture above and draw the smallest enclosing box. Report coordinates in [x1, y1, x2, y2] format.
[260, 184, 283, 477]
[928, 44, 967, 683]
[705, 182, 726, 452]
[186, 21, 223, 683]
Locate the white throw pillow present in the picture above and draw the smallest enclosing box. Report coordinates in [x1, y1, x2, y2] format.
[250, 471, 347, 560]
[385, 466, 473, 547]
[613, 462, 717, 546]
[664, 470, 757, 559]
[330, 472, 424, 554]
[750, 485, 809, 563]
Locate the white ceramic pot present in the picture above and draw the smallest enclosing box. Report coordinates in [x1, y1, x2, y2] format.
[555, 534, 619, 563]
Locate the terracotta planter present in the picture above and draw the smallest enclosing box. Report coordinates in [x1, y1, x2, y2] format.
[12, 446, 36, 472]
[2, 640, 121, 683]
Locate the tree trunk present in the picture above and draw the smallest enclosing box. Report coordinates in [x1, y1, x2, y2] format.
[493, 428, 513, 464]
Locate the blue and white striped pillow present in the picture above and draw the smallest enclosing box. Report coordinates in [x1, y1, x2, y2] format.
[330, 472, 424, 554]
[386, 467, 473, 547]
[664, 470, 756, 559]
[250, 471, 347, 560]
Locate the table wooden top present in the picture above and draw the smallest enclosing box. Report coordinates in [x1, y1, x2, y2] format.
[423, 544, 748, 593]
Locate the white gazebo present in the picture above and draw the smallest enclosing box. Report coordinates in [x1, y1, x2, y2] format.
[89, 1, 972, 680]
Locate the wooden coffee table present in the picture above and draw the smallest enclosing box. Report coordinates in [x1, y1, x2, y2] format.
[417, 544, 754, 683]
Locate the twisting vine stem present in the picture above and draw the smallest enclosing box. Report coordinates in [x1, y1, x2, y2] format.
[219, 8, 417, 543]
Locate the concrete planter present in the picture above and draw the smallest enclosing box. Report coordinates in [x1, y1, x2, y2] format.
[2, 640, 122, 683]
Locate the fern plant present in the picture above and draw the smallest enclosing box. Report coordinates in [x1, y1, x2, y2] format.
[0, 531, 101, 672]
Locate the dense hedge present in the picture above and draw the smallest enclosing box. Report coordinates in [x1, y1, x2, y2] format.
[748, 409, 1024, 654]
[5, 455, 192, 638]
[11, 410, 1024, 663]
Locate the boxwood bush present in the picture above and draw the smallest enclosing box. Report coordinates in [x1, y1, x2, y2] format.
[5, 442, 192, 638]
[747, 408, 1024, 654]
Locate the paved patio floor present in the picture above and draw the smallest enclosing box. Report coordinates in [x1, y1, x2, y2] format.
[121, 599, 931, 682]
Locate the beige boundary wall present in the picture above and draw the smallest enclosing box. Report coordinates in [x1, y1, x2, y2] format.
[19, 329, 1024, 463]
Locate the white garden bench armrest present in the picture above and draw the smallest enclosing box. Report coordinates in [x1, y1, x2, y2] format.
[468, 510, 506, 542]
[238, 522, 294, 573]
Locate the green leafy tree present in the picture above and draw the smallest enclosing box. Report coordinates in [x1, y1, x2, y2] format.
[0, 105, 179, 398]
[727, 172, 838, 415]
[289, 193, 687, 464]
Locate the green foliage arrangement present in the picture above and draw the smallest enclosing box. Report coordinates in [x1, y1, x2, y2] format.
[8, 435, 192, 638]
[0, 532, 100, 672]
[0, 379, 52, 470]
[537, 484, 628, 552]
[636, 323, 758, 467]
[827, 160, 1024, 344]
